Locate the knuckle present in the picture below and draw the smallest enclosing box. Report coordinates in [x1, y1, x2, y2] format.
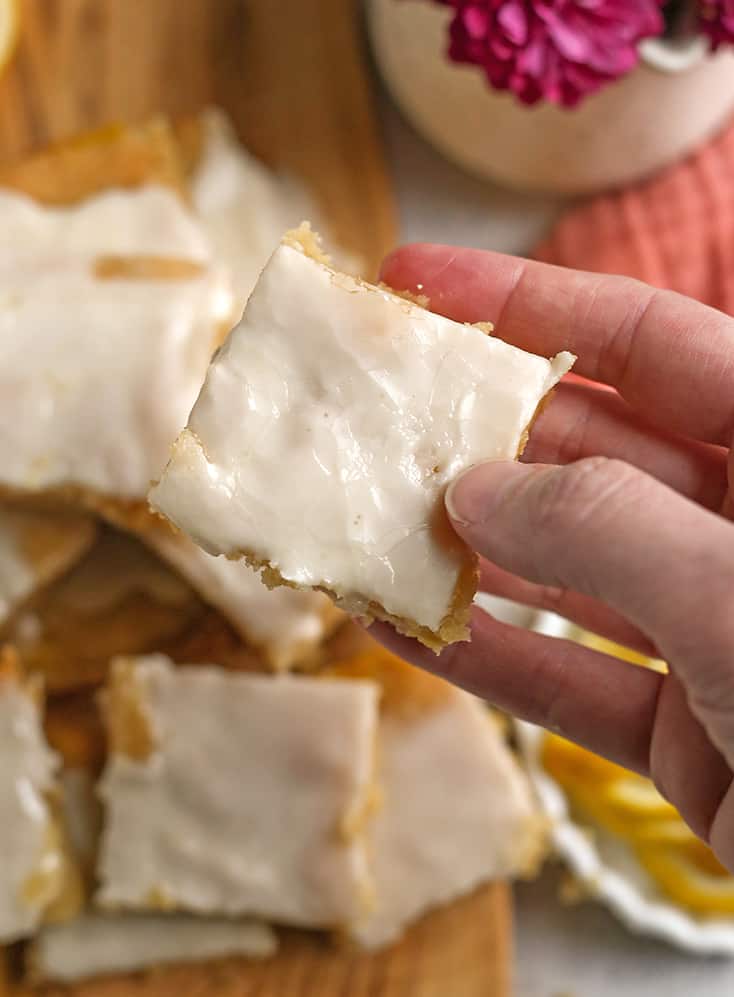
[554, 400, 592, 464]
[649, 767, 673, 806]
[686, 668, 734, 739]
[537, 584, 569, 613]
[533, 645, 575, 738]
[660, 547, 734, 674]
[529, 457, 642, 538]
[432, 640, 468, 689]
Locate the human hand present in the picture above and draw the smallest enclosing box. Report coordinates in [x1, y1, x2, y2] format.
[373, 244, 734, 869]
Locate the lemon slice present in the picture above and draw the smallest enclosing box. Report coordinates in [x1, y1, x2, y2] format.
[0, 0, 18, 74]
[635, 843, 734, 915]
[600, 777, 679, 820]
[540, 634, 734, 917]
[562, 782, 637, 838]
[541, 728, 734, 915]
[626, 818, 695, 845]
[542, 732, 626, 787]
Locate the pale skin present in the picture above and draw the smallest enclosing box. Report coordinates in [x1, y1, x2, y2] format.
[371, 243, 734, 871]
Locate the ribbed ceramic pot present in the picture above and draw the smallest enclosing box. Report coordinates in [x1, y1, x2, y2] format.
[369, 0, 734, 195]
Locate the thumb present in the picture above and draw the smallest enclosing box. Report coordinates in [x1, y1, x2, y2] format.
[445, 458, 734, 690]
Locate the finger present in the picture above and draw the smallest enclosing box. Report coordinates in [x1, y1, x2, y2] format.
[649, 672, 732, 842]
[369, 606, 662, 774]
[526, 380, 729, 511]
[724, 450, 734, 520]
[709, 781, 734, 872]
[477, 558, 658, 657]
[446, 458, 734, 683]
[381, 244, 734, 446]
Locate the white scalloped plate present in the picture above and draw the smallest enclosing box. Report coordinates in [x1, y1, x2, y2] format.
[514, 609, 734, 956]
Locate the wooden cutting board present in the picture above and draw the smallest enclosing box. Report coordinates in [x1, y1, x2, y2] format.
[0, 3, 511, 993]
[0, 0, 397, 276]
[1, 884, 511, 997]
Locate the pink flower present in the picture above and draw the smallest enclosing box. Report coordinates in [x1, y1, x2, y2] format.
[437, 0, 665, 107]
[699, 0, 734, 49]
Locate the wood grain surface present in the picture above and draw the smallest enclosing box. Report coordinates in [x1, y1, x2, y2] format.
[1, 884, 511, 997]
[0, 0, 397, 275]
[0, 3, 510, 993]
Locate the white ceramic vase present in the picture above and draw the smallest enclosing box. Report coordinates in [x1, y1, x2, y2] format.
[368, 0, 734, 195]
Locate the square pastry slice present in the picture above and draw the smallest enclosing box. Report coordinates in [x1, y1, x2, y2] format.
[0, 505, 96, 628]
[0, 152, 233, 510]
[0, 117, 187, 205]
[8, 528, 206, 692]
[0, 653, 81, 942]
[96, 656, 379, 928]
[143, 525, 343, 671]
[183, 109, 361, 319]
[150, 227, 574, 650]
[28, 913, 276, 984]
[327, 639, 544, 948]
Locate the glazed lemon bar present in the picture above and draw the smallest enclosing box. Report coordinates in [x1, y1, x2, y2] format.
[143, 526, 342, 671]
[185, 109, 361, 319]
[327, 640, 544, 947]
[0, 653, 82, 943]
[0, 505, 96, 628]
[5, 528, 207, 692]
[96, 656, 379, 927]
[0, 118, 187, 205]
[150, 225, 574, 651]
[28, 913, 277, 984]
[0, 128, 233, 515]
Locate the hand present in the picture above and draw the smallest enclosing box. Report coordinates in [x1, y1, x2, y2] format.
[373, 244, 734, 869]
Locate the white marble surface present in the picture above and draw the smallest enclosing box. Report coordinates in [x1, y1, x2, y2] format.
[380, 93, 734, 997]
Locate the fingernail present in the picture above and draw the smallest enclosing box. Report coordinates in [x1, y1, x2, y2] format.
[446, 461, 531, 528]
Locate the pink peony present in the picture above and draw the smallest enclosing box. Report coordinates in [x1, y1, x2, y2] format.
[699, 0, 734, 48]
[437, 0, 665, 107]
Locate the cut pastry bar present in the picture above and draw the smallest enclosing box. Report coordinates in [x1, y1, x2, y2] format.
[327, 637, 544, 947]
[184, 108, 310, 319]
[0, 504, 96, 627]
[0, 652, 81, 943]
[96, 655, 379, 928]
[0, 196, 231, 508]
[27, 913, 276, 984]
[0, 120, 234, 514]
[144, 525, 343, 671]
[0, 114, 548, 983]
[0, 116, 187, 205]
[184, 109, 362, 319]
[6, 528, 208, 692]
[150, 226, 574, 651]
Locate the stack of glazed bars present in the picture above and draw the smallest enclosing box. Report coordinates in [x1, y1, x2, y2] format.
[0, 112, 544, 988]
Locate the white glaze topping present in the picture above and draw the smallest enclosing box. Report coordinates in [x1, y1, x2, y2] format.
[352, 690, 541, 948]
[0, 186, 212, 259]
[0, 188, 233, 500]
[0, 675, 60, 942]
[150, 240, 574, 634]
[0, 506, 96, 626]
[190, 110, 360, 318]
[96, 656, 379, 927]
[145, 527, 339, 670]
[29, 912, 277, 982]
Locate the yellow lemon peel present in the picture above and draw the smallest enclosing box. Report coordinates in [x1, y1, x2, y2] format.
[0, 0, 19, 76]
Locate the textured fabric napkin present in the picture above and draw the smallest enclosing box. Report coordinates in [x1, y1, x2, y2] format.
[533, 117, 734, 314]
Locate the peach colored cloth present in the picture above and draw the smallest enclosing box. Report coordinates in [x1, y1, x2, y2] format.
[533, 117, 734, 314]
